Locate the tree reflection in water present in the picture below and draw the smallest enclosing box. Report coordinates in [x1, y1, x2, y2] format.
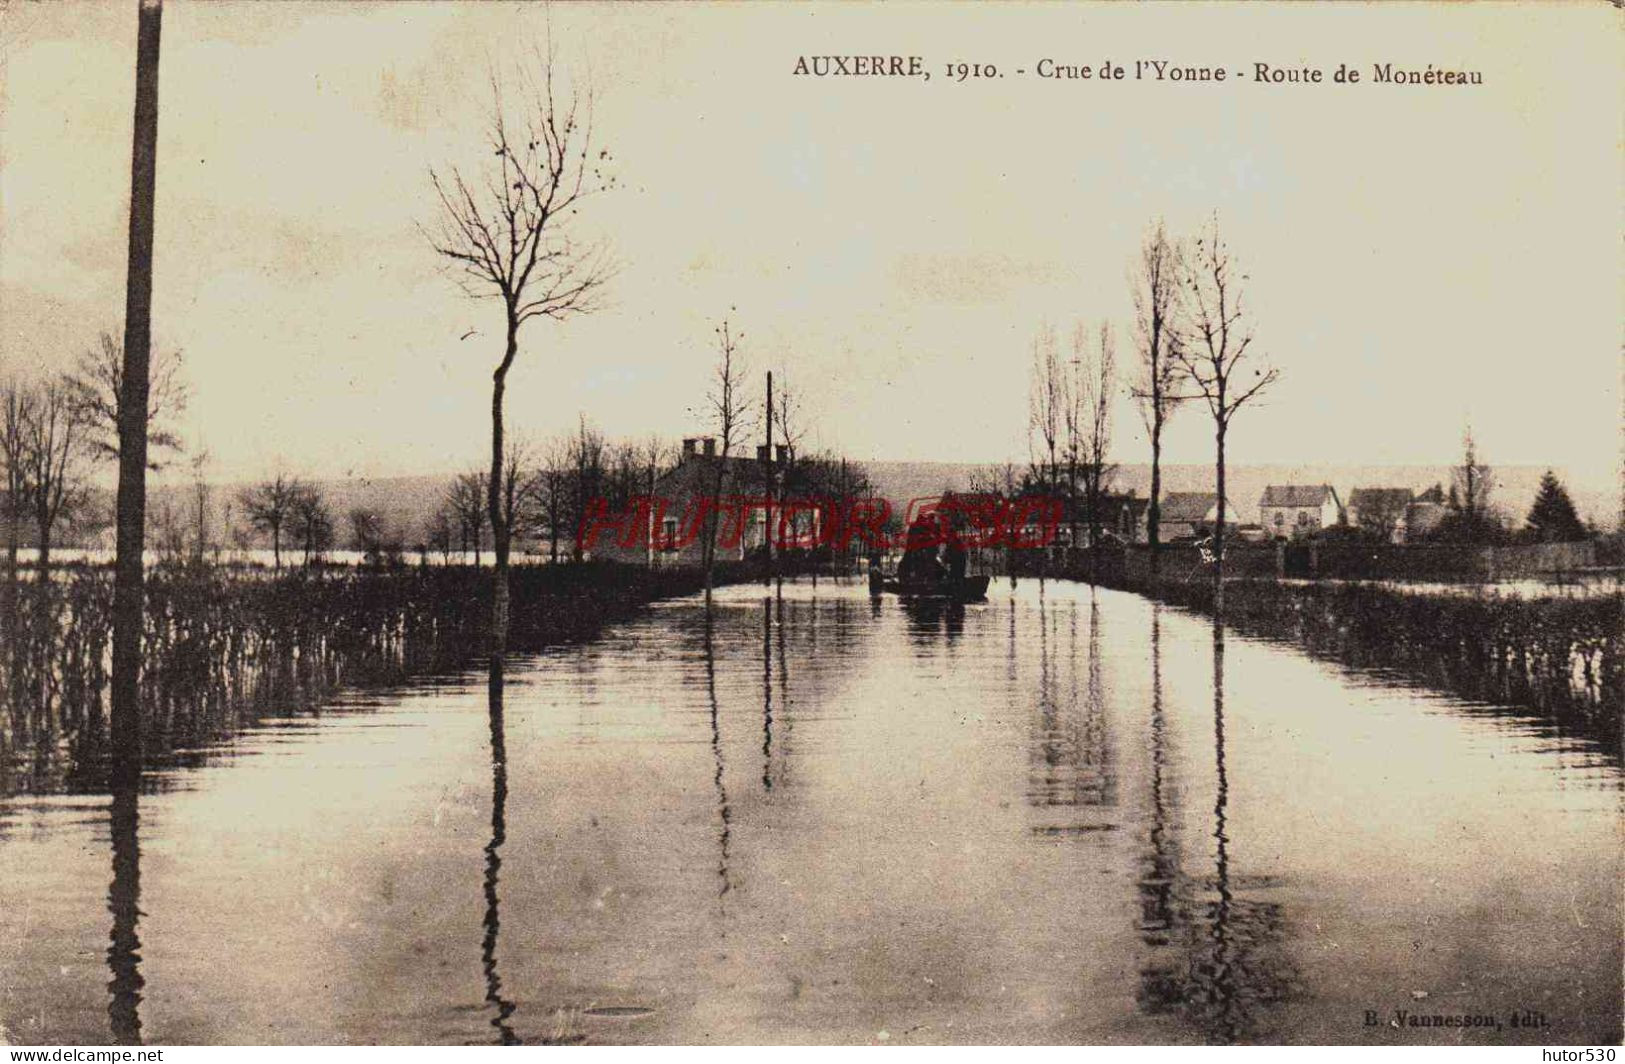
[1027, 592, 1116, 826]
[481, 656, 521, 1045]
[702, 607, 732, 903]
[1136, 609, 1298, 1043]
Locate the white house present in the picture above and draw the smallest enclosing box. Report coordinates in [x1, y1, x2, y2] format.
[1258, 485, 1343, 540]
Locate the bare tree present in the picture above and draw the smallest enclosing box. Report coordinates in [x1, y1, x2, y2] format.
[636, 434, 673, 566]
[1130, 219, 1185, 580]
[703, 317, 755, 596]
[1, 379, 33, 595]
[65, 331, 187, 470]
[528, 436, 572, 564]
[1074, 321, 1117, 565]
[1175, 214, 1279, 600]
[446, 471, 487, 564]
[349, 506, 401, 566]
[1027, 323, 1063, 500]
[1452, 423, 1492, 519]
[568, 415, 605, 562]
[18, 379, 92, 581]
[188, 446, 211, 564]
[289, 482, 334, 566]
[500, 436, 534, 548]
[238, 473, 301, 570]
[968, 460, 1022, 585]
[425, 505, 456, 564]
[425, 44, 613, 649]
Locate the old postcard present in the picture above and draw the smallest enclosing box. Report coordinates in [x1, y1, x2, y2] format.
[0, 0, 1619, 1051]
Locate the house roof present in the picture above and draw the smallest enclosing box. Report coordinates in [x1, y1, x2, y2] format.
[656, 452, 769, 494]
[1259, 484, 1338, 508]
[1096, 494, 1149, 518]
[1348, 487, 1414, 510]
[1160, 492, 1218, 523]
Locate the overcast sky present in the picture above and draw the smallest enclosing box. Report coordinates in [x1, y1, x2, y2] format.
[2, 2, 1618, 493]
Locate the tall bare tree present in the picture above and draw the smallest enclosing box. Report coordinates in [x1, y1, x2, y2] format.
[1130, 219, 1185, 580]
[238, 472, 301, 570]
[1073, 321, 1117, 564]
[425, 45, 613, 649]
[65, 331, 187, 469]
[703, 317, 755, 596]
[1027, 323, 1063, 501]
[1175, 214, 1279, 601]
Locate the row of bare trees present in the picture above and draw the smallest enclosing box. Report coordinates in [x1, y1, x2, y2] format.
[1, 336, 188, 586]
[1017, 214, 1281, 593]
[428, 421, 673, 567]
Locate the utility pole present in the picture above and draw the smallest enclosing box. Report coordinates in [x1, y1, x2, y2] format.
[112, 0, 163, 775]
[762, 370, 774, 581]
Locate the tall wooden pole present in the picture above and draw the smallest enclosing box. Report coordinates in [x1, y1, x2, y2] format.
[112, 0, 163, 773]
[762, 370, 773, 581]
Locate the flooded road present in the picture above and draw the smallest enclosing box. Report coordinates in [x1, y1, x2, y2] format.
[1, 579, 1618, 1045]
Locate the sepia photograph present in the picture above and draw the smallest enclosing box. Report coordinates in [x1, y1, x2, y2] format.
[0, 0, 1620, 1051]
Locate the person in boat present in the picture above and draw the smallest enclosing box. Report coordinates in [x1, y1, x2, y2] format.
[897, 514, 946, 584]
[944, 534, 967, 581]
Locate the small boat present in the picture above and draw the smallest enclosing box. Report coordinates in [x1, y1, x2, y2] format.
[869, 570, 990, 602]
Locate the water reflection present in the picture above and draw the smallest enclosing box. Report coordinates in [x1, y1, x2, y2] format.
[901, 599, 966, 647]
[1136, 612, 1298, 1043]
[1137, 605, 1181, 948]
[762, 595, 773, 792]
[106, 763, 143, 1046]
[702, 608, 732, 901]
[481, 657, 520, 1045]
[2, 579, 1617, 1046]
[1027, 592, 1116, 821]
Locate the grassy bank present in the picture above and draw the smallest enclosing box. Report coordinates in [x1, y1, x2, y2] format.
[0, 561, 746, 795]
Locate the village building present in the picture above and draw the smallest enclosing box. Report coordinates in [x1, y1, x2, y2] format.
[590, 436, 779, 568]
[1095, 495, 1150, 544]
[1157, 492, 1242, 542]
[1258, 484, 1343, 540]
[1346, 487, 1416, 543]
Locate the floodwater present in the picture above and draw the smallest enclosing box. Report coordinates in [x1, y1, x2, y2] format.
[0, 579, 1618, 1045]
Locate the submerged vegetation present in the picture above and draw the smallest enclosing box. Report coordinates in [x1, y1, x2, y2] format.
[0, 562, 734, 796]
[1078, 562, 1623, 749]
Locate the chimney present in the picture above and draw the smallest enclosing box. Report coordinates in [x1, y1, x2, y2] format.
[756, 444, 770, 462]
[775, 444, 792, 464]
[702, 438, 716, 457]
[682, 437, 697, 457]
